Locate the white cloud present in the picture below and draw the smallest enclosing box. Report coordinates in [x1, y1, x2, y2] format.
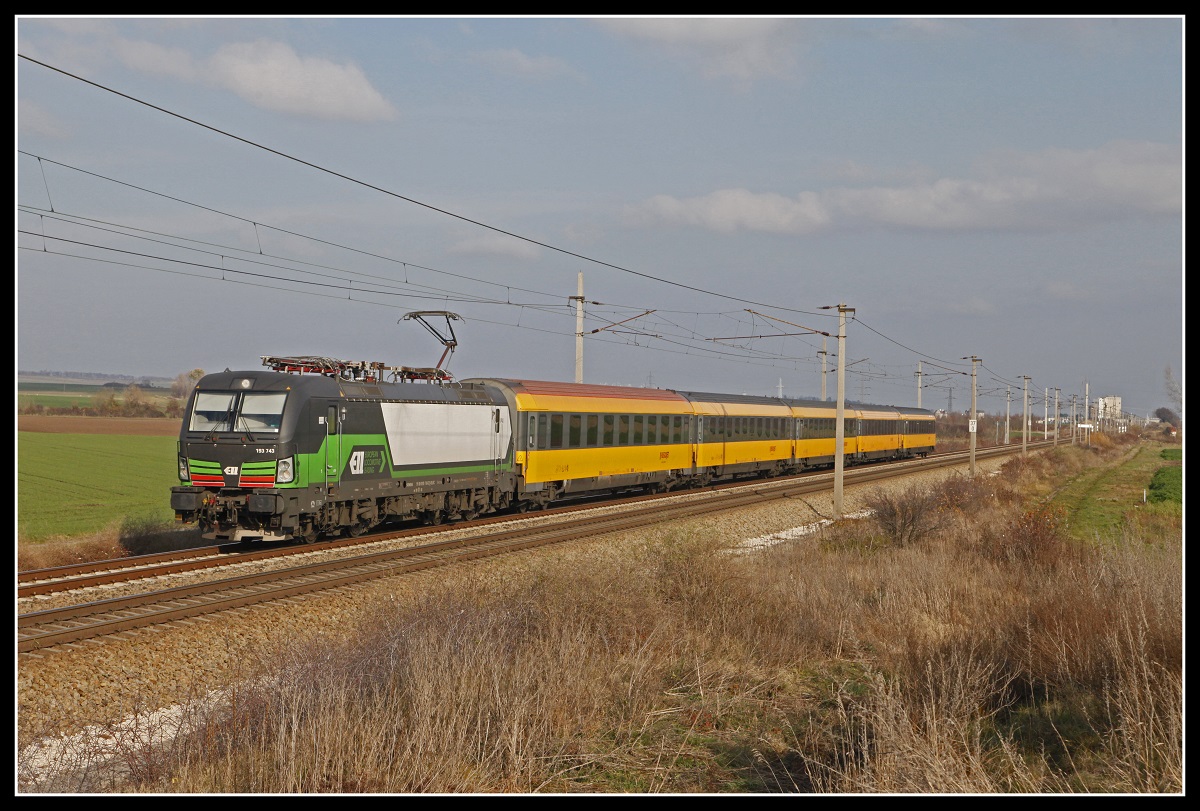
[208, 40, 397, 122]
[982, 141, 1181, 217]
[627, 141, 1181, 235]
[597, 17, 805, 80]
[470, 48, 582, 80]
[631, 189, 831, 234]
[106, 36, 397, 122]
[18, 100, 67, 138]
[447, 233, 541, 260]
[943, 296, 995, 315]
[112, 38, 199, 81]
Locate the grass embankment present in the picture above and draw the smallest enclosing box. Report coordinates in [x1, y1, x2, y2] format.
[1028, 439, 1183, 542]
[33, 436, 1178, 794]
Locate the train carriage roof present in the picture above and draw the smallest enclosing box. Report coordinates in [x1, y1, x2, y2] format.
[462, 378, 694, 414]
[894, 405, 936, 417]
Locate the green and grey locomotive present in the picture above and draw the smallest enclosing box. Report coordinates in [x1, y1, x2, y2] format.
[170, 356, 514, 543]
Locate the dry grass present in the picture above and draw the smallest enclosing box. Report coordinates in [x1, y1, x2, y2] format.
[26, 443, 1183, 794]
[17, 520, 202, 571]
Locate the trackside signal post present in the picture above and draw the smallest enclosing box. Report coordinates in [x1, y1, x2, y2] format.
[963, 356, 980, 478]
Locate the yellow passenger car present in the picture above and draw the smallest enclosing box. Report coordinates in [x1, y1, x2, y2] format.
[675, 391, 795, 482]
[475, 379, 696, 505]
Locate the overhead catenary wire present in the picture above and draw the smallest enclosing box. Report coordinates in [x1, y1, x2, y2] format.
[19, 54, 833, 317]
[17, 161, 848, 372]
[19, 56, 1087, 404]
[17, 157, 841, 366]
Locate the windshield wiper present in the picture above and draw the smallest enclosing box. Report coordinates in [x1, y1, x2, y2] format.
[235, 415, 257, 442]
[205, 400, 238, 442]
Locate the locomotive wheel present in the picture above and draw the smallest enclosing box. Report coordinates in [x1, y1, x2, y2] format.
[300, 525, 320, 544]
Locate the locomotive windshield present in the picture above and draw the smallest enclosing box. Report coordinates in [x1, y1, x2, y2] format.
[189, 391, 287, 433]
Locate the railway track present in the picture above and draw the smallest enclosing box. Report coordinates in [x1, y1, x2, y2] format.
[18, 442, 1042, 656]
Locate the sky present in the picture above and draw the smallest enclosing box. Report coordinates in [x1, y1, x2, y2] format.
[15, 16, 1184, 419]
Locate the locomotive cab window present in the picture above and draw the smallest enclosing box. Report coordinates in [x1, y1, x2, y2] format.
[190, 392, 238, 432]
[188, 390, 288, 434]
[238, 392, 286, 433]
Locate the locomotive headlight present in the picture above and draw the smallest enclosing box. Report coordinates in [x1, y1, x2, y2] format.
[178, 456, 189, 481]
[276, 456, 294, 484]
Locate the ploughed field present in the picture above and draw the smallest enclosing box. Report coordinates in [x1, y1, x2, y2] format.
[18, 416, 180, 436]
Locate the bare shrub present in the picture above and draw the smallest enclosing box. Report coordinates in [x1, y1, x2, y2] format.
[92, 388, 119, 416]
[980, 505, 1069, 567]
[1101, 611, 1184, 791]
[796, 657, 1051, 794]
[817, 516, 890, 554]
[930, 474, 994, 513]
[863, 487, 940, 547]
[118, 517, 200, 555]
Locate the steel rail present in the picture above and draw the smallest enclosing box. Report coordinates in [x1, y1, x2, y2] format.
[18, 442, 1040, 643]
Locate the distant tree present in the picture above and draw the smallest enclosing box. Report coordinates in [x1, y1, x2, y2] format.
[1154, 407, 1180, 428]
[92, 387, 118, 415]
[1164, 365, 1183, 415]
[171, 368, 205, 399]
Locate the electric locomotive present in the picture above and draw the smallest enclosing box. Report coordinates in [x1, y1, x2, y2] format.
[171, 356, 514, 543]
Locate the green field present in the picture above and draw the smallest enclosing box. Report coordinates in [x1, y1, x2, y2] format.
[17, 382, 108, 393]
[18, 432, 179, 541]
[17, 392, 101, 409]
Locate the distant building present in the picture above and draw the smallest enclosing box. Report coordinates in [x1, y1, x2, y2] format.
[1096, 395, 1122, 420]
